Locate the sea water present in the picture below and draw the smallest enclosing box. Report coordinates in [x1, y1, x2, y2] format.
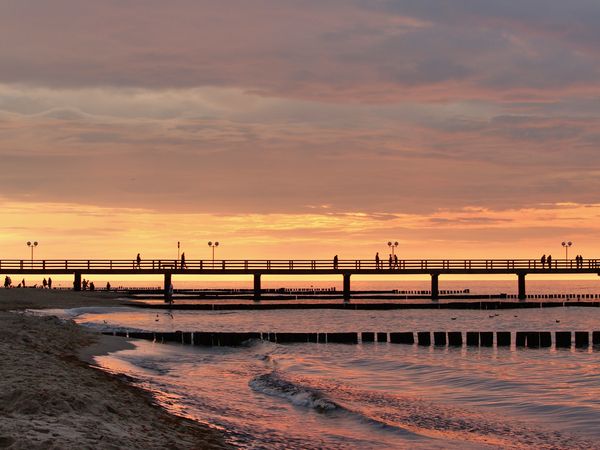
[46, 280, 600, 449]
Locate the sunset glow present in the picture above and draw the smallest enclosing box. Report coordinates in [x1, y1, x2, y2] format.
[1, 1, 599, 260]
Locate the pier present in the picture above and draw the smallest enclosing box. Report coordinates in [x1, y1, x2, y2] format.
[1, 258, 599, 301]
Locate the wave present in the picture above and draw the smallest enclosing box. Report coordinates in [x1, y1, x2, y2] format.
[250, 370, 600, 449]
[250, 372, 340, 411]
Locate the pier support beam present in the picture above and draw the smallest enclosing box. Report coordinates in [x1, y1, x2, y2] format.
[73, 272, 81, 291]
[343, 273, 351, 302]
[254, 273, 262, 301]
[431, 273, 439, 301]
[517, 272, 527, 301]
[164, 273, 172, 302]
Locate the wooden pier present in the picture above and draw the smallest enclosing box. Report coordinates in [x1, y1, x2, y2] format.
[1, 258, 599, 301]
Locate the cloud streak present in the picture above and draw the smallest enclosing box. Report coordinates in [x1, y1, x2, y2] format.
[1, 1, 599, 256]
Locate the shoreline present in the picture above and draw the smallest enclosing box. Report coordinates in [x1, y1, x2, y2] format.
[0, 289, 230, 449]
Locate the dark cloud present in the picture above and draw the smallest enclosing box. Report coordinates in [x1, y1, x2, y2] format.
[1, 0, 599, 100]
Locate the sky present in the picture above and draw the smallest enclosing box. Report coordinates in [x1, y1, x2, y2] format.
[1, 0, 600, 261]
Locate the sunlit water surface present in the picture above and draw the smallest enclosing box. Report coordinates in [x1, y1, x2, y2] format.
[43, 280, 600, 448]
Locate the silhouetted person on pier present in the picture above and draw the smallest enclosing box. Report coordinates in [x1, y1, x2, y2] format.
[547, 254, 552, 269]
[136, 253, 141, 269]
[541, 254, 546, 268]
[82, 279, 88, 291]
[42, 278, 47, 289]
[388, 254, 392, 270]
[106, 282, 111, 291]
[89, 281, 95, 291]
[21, 279, 26, 288]
[4, 276, 10, 289]
[394, 254, 398, 269]
[375, 252, 380, 270]
[333, 255, 339, 270]
[181, 252, 186, 269]
[48, 277, 52, 289]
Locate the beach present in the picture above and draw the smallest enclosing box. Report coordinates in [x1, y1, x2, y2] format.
[0, 289, 229, 449]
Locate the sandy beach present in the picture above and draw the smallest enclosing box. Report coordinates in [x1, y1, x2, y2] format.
[0, 289, 230, 449]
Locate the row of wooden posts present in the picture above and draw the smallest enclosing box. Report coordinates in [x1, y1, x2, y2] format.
[109, 330, 600, 349]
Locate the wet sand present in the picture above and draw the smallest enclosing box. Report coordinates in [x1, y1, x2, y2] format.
[0, 289, 230, 449]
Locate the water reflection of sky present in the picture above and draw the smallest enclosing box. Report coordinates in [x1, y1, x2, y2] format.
[74, 306, 600, 334]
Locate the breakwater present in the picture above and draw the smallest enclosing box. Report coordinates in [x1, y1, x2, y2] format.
[108, 330, 600, 349]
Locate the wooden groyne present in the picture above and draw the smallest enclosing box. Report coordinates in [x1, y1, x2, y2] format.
[108, 330, 600, 349]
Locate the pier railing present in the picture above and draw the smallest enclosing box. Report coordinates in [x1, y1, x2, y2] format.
[0, 258, 599, 271]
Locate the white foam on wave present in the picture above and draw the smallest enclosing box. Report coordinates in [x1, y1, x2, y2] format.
[250, 372, 339, 411]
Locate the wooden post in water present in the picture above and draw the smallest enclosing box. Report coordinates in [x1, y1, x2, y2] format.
[518, 272, 527, 301]
[73, 272, 82, 291]
[431, 273, 439, 301]
[343, 273, 351, 302]
[254, 273, 262, 301]
[164, 273, 172, 302]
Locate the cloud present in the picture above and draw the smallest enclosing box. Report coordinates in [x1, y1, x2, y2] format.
[1, 1, 599, 102]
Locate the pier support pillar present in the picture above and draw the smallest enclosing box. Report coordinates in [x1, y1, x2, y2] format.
[164, 273, 172, 302]
[254, 273, 261, 301]
[518, 272, 527, 301]
[343, 273, 351, 302]
[73, 272, 81, 291]
[431, 273, 439, 301]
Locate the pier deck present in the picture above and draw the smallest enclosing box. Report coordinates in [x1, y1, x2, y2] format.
[2, 258, 599, 301]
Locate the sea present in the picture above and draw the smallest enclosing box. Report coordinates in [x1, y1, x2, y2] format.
[42, 280, 600, 449]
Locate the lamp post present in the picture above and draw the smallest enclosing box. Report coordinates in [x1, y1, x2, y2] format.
[208, 241, 219, 268]
[27, 241, 38, 266]
[387, 241, 399, 257]
[561, 241, 573, 260]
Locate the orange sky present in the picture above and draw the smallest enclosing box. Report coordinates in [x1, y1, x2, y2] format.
[1, 1, 599, 261]
[1, 200, 598, 261]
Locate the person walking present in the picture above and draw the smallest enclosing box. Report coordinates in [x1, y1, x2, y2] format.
[181, 252, 186, 269]
[48, 277, 52, 289]
[375, 252, 380, 270]
[388, 254, 392, 270]
[541, 254, 546, 268]
[333, 254, 339, 270]
[43, 278, 47, 289]
[21, 279, 26, 288]
[394, 254, 399, 269]
[136, 253, 141, 269]
[547, 254, 552, 269]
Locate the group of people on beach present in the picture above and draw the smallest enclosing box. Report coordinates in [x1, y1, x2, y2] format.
[3, 276, 52, 289]
[80, 279, 95, 291]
